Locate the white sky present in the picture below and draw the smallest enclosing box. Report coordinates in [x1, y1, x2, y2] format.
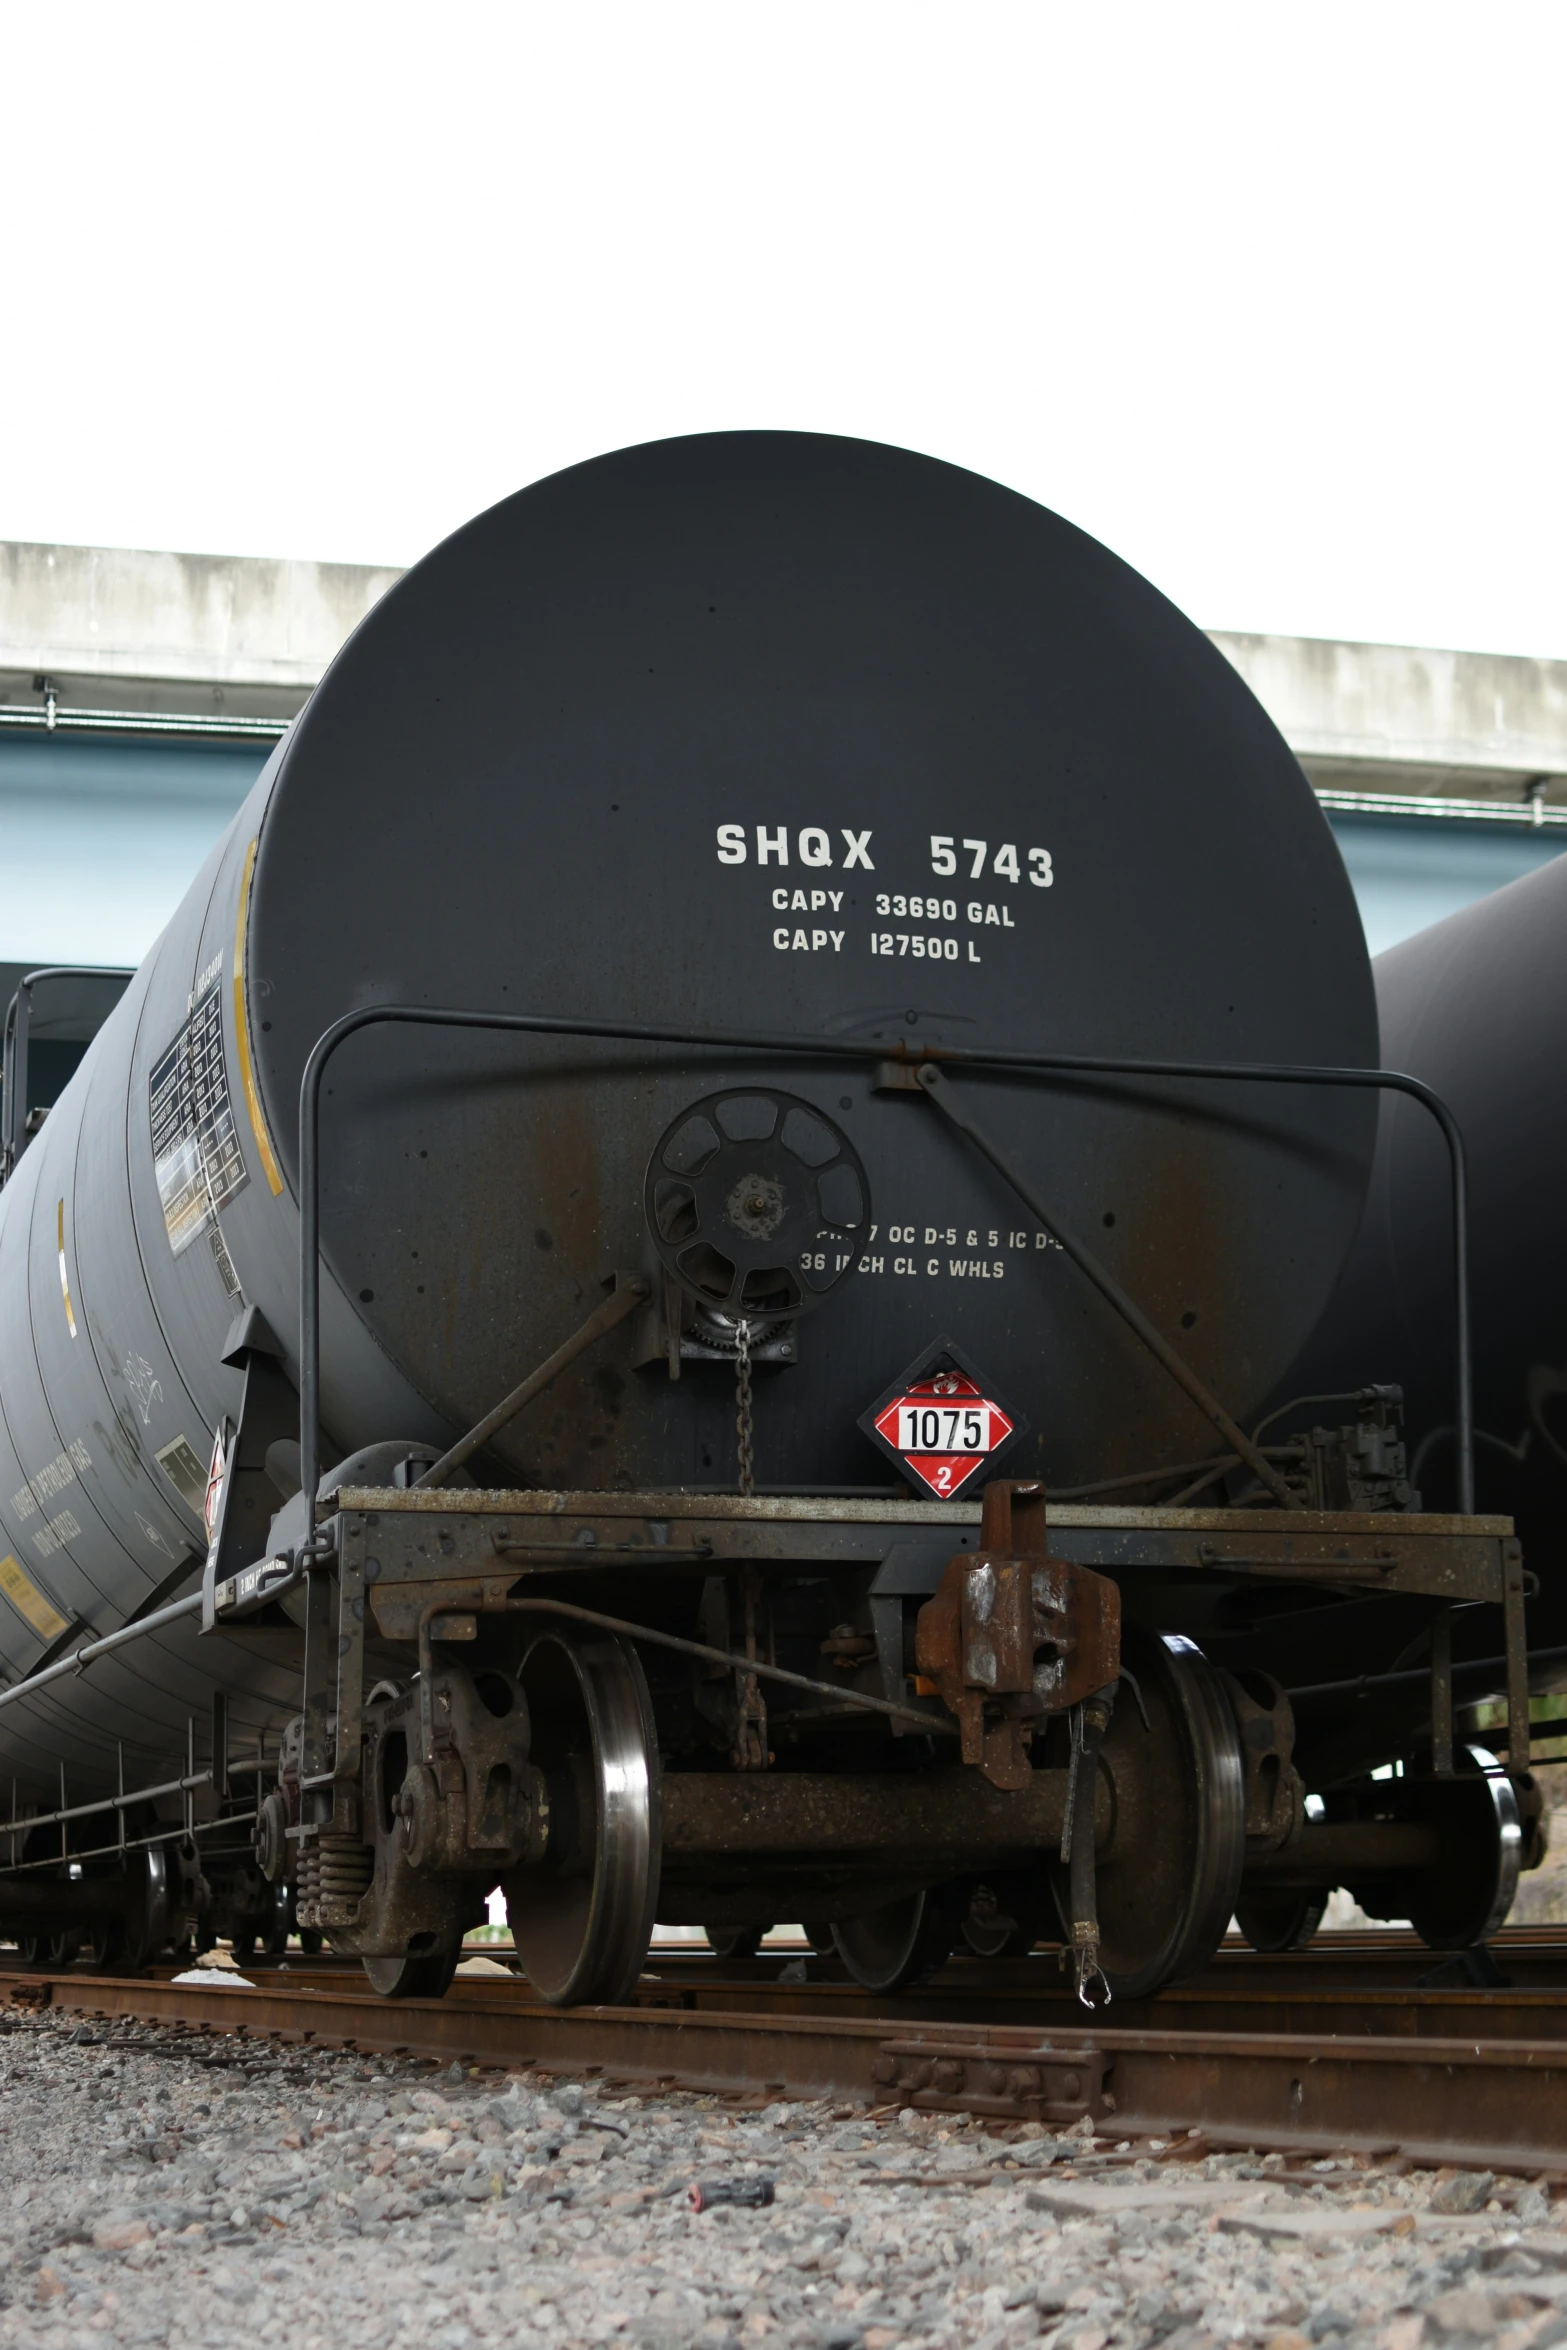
[4, 2, 1563, 657]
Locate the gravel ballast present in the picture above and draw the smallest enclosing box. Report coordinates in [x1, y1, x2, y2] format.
[0, 2004, 1563, 2350]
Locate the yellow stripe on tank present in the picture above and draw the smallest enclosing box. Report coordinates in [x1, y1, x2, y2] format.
[233, 836, 284, 1197]
[56, 1199, 77, 1338]
[0, 1553, 69, 1642]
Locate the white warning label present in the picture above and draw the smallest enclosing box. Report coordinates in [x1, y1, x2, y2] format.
[149, 966, 248, 1257]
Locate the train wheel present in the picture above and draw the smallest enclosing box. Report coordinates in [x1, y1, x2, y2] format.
[362, 1941, 462, 1998]
[960, 1879, 1049, 1959]
[17, 1933, 77, 1967]
[117, 1848, 172, 1970]
[832, 1889, 958, 1993]
[501, 1629, 660, 2007]
[86, 1920, 127, 1970]
[249, 1879, 293, 1958]
[1049, 1629, 1246, 2000]
[704, 1923, 771, 1961]
[1407, 1746, 1522, 1950]
[72, 1861, 162, 1972]
[1234, 1891, 1327, 1953]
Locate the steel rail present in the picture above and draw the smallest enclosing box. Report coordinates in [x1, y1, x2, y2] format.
[10, 1967, 1567, 2174]
[587, 1946, 1567, 2051]
[18, 1925, 1567, 2020]
[296, 1007, 1475, 1535]
[12, 1920, 1566, 1976]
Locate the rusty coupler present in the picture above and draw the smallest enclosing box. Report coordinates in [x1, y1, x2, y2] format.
[915, 1479, 1121, 2005]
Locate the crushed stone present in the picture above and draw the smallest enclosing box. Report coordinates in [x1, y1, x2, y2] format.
[0, 2004, 1562, 2349]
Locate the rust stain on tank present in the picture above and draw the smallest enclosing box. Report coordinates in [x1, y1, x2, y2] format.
[1080, 1115, 1248, 1483]
[384, 1055, 611, 1458]
[528, 1077, 606, 1277]
[489, 1073, 613, 1484]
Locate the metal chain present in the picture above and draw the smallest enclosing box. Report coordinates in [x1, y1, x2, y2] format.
[735, 1318, 755, 1497]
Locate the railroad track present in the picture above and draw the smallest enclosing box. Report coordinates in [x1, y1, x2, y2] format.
[6, 1928, 1567, 2178]
[50, 1921, 1567, 2032]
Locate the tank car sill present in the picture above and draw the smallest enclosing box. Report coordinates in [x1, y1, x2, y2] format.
[336, 1484, 1513, 1539]
[338, 1484, 982, 1524]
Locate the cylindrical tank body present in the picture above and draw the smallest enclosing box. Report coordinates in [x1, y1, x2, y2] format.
[0, 430, 1378, 1796]
[1283, 849, 1567, 1643]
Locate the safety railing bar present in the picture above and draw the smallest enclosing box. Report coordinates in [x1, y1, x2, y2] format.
[0, 1592, 203, 1718]
[1, 967, 134, 1184]
[0, 1811, 260, 1876]
[297, 1006, 1475, 1529]
[0, 1769, 213, 1837]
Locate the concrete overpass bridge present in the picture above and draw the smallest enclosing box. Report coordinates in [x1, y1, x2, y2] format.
[2, 537, 1564, 1013]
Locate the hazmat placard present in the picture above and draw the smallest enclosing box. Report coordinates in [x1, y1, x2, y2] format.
[858, 1337, 1026, 1498]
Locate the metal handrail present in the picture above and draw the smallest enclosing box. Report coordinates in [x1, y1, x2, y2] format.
[294, 1009, 1475, 1531]
[0, 1810, 260, 1877]
[0, 1592, 202, 1716]
[1, 965, 134, 1181]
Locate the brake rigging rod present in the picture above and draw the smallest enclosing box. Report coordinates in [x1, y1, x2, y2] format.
[413, 1276, 649, 1491]
[913, 1062, 1296, 1509]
